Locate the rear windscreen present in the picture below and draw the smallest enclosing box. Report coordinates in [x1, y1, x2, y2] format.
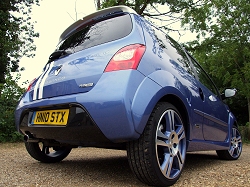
[57, 14, 132, 53]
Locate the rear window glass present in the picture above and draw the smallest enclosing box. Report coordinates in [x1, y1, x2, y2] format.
[57, 14, 132, 53]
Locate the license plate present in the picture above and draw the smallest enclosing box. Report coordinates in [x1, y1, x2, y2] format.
[32, 109, 69, 126]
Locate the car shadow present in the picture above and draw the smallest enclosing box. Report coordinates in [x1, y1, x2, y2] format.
[29, 152, 147, 186]
[186, 151, 219, 167]
[27, 150, 221, 186]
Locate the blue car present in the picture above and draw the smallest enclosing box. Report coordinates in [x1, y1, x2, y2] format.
[15, 5, 242, 186]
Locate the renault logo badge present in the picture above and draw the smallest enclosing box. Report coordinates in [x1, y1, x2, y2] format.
[55, 65, 62, 76]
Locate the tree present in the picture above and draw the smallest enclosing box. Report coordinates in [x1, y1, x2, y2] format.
[179, 0, 250, 124]
[95, 0, 197, 34]
[0, 0, 40, 142]
[0, 73, 25, 142]
[95, 0, 250, 126]
[0, 0, 40, 84]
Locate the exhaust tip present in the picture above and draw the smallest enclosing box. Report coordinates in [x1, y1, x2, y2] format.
[24, 134, 39, 143]
[24, 134, 29, 142]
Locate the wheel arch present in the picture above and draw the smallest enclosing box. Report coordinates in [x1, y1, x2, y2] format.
[158, 94, 190, 140]
[131, 76, 191, 141]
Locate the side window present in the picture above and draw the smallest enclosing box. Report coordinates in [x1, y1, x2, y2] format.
[153, 29, 193, 74]
[188, 54, 218, 95]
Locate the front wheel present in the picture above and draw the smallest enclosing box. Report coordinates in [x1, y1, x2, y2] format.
[25, 142, 72, 163]
[127, 102, 187, 186]
[216, 125, 242, 160]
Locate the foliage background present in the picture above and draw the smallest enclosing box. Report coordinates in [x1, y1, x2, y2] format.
[0, 73, 25, 142]
[0, 0, 249, 142]
[98, 0, 250, 139]
[0, 0, 39, 84]
[0, 0, 39, 142]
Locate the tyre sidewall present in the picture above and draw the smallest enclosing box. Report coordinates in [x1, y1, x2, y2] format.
[149, 102, 186, 186]
[25, 142, 71, 163]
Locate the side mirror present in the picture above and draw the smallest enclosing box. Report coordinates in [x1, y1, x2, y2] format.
[221, 88, 237, 100]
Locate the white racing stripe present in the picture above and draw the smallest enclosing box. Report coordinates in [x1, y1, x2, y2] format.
[38, 61, 54, 99]
[33, 65, 49, 101]
[32, 62, 54, 100]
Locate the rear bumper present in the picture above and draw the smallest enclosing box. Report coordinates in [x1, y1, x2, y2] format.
[19, 104, 123, 147]
[15, 70, 146, 144]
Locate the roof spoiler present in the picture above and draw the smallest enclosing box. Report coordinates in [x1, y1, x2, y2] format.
[58, 5, 137, 44]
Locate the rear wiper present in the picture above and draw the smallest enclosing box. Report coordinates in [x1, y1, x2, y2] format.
[47, 50, 72, 63]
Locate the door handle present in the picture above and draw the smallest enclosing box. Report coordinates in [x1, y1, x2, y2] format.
[199, 88, 204, 101]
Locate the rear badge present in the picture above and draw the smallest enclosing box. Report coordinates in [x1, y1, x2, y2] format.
[79, 83, 94, 88]
[55, 65, 63, 76]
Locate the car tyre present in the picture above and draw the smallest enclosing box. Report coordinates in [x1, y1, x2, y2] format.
[216, 125, 242, 160]
[25, 142, 72, 163]
[127, 102, 186, 186]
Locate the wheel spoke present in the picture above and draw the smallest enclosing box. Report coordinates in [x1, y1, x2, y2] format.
[156, 126, 170, 147]
[176, 125, 184, 136]
[42, 145, 50, 154]
[157, 139, 170, 147]
[236, 136, 242, 143]
[176, 126, 185, 141]
[161, 154, 173, 178]
[167, 111, 175, 132]
[229, 146, 234, 156]
[179, 132, 186, 141]
[232, 128, 237, 138]
[176, 150, 184, 170]
[157, 128, 169, 140]
[46, 147, 50, 154]
[42, 145, 45, 153]
[166, 156, 174, 178]
[236, 147, 241, 156]
[161, 154, 170, 173]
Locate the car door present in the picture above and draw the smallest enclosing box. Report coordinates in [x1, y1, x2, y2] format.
[187, 54, 229, 142]
[151, 28, 205, 141]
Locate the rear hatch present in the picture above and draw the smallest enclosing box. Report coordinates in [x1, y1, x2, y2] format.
[30, 11, 137, 101]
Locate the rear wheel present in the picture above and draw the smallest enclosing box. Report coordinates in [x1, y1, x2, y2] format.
[127, 102, 186, 186]
[216, 125, 242, 160]
[25, 142, 72, 163]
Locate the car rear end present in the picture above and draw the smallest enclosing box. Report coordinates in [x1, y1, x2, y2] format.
[15, 6, 148, 147]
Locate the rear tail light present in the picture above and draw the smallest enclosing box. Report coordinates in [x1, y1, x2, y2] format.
[26, 78, 36, 92]
[104, 44, 146, 72]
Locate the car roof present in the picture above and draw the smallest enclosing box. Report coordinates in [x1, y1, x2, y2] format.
[58, 5, 137, 44]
